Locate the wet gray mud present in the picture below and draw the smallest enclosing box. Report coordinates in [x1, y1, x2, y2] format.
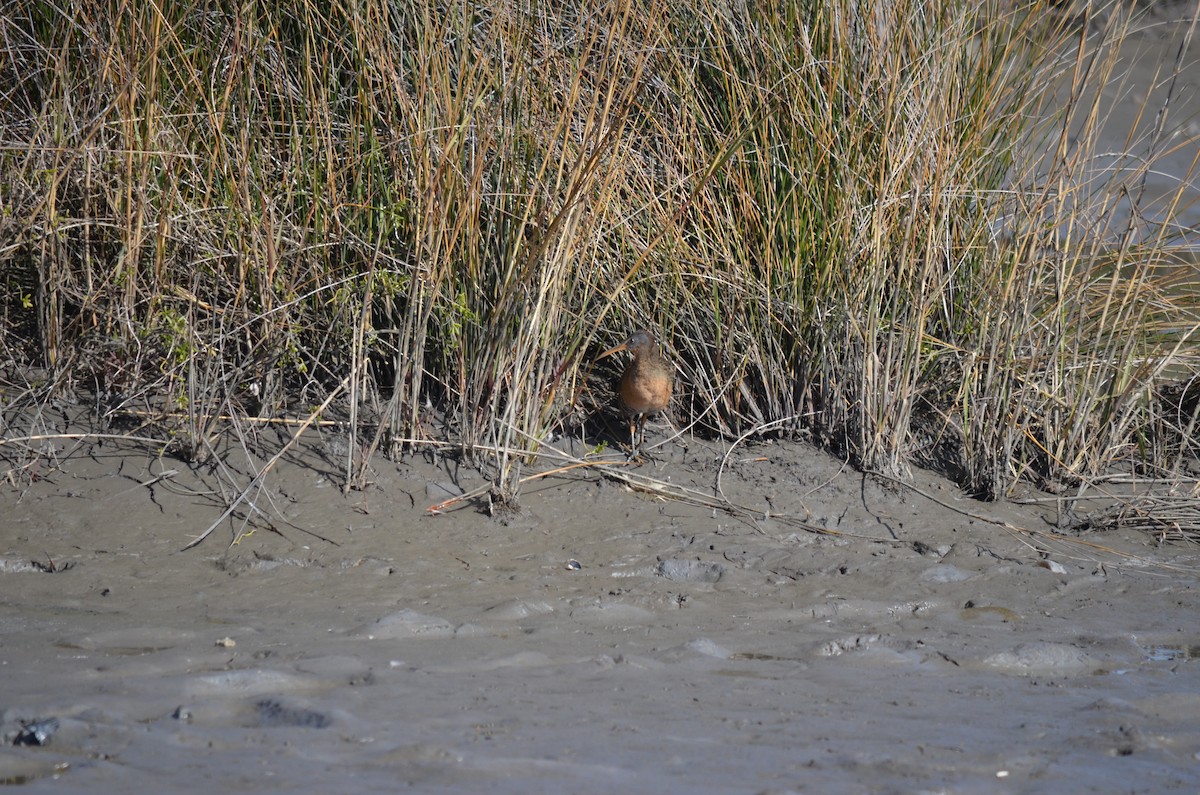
[2, 415, 1199, 794]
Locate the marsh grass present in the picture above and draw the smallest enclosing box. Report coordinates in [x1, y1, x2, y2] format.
[2, 0, 1199, 534]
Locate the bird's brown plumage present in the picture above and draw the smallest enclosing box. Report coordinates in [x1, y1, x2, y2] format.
[600, 330, 672, 453]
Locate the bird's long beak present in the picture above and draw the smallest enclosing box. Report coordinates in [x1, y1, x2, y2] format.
[597, 340, 628, 360]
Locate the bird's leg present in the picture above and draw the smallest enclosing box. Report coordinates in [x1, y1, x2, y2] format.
[624, 415, 639, 460]
[626, 414, 652, 463]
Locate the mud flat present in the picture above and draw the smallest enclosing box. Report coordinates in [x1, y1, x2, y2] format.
[2, 407, 1200, 794]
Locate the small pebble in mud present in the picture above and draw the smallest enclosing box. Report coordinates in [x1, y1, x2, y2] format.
[1035, 559, 1068, 574]
[13, 718, 59, 747]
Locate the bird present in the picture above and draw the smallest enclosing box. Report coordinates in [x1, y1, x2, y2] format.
[599, 329, 673, 456]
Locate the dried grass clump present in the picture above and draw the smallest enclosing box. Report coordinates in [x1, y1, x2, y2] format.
[1085, 491, 1200, 545]
[1, 0, 1198, 529]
